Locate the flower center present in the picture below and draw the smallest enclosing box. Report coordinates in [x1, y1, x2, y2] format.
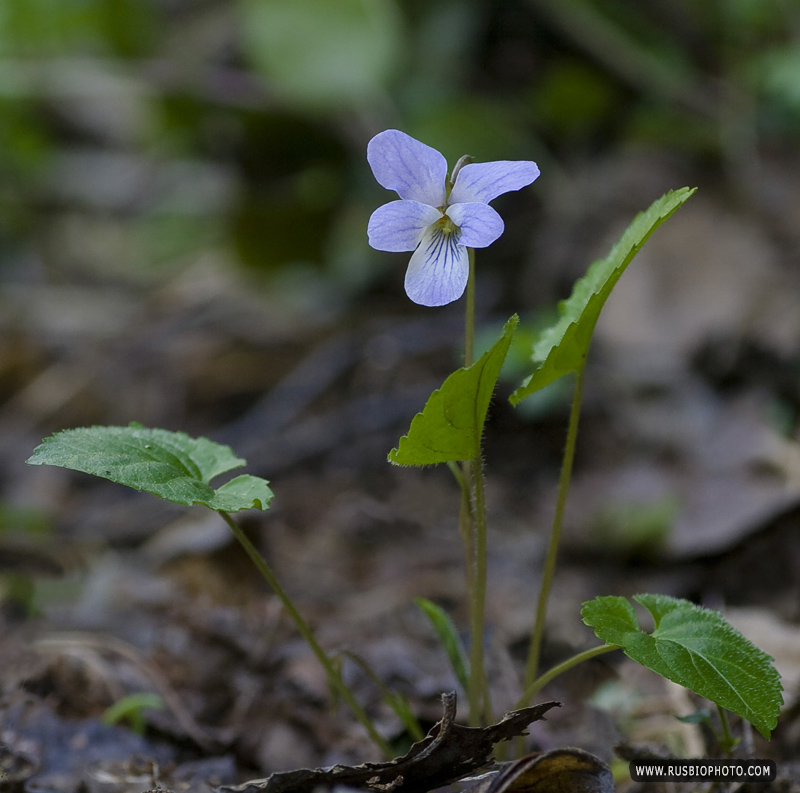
[436, 212, 459, 235]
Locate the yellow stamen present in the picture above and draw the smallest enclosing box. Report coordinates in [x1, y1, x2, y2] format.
[436, 213, 459, 235]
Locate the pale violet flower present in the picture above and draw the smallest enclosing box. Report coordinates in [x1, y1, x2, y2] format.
[367, 129, 540, 307]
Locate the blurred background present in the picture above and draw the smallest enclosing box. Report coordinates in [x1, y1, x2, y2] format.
[3, 0, 800, 778]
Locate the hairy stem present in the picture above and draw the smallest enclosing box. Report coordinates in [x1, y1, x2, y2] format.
[218, 510, 393, 758]
[469, 455, 492, 726]
[449, 461, 476, 599]
[524, 363, 587, 691]
[461, 247, 492, 726]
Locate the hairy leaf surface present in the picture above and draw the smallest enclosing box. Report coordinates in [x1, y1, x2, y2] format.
[390, 315, 518, 465]
[27, 425, 273, 512]
[582, 593, 782, 738]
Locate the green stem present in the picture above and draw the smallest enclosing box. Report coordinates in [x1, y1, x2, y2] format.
[464, 247, 476, 367]
[217, 510, 393, 758]
[453, 248, 478, 573]
[716, 704, 739, 756]
[515, 643, 619, 710]
[462, 247, 492, 727]
[523, 362, 587, 691]
[469, 457, 491, 726]
[449, 460, 475, 599]
[447, 459, 468, 492]
[338, 650, 425, 742]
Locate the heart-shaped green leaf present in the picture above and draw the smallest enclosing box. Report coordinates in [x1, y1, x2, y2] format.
[389, 314, 518, 465]
[511, 188, 696, 404]
[582, 594, 783, 738]
[26, 424, 273, 512]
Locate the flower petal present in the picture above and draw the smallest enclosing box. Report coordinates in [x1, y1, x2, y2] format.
[446, 202, 504, 248]
[368, 200, 442, 252]
[404, 226, 469, 307]
[367, 129, 448, 207]
[449, 160, 540, 205]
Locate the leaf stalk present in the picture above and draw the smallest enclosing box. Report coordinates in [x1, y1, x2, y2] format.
[515, 643, 619, 709]
[524, 362, 587, 690]
[217, 510, 393, 758]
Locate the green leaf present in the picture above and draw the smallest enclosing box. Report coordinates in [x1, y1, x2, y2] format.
[510, 188, 696, 405]
[26, 425, 273, 513]
[581, 594, 783, 739]
[415, 598, 470, 694]
[207, 474, 274, 512]
[389, 314, 518, 465]
[675, 709, 712, 725]
[102, 692, 164, 735]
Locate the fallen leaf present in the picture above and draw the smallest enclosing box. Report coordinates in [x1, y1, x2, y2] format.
[219, 693, 560, 793]
[471, 748, 614, 793]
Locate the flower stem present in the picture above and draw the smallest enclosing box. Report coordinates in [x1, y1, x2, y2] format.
[448, 461, 475, 597]
[523, 362, 587, 691]
[515, 643, 619, 709]
[217, 510, 393, 758]
[464, 247, 476, 367]
[469, 455, 492, 726]
[460, 247, 492, 727]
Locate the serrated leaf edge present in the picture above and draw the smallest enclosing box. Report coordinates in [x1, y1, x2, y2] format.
[510, 188, 697, 405]
[27, 425, 271, 512]
[582, 593, 782, 738]
[388, 315, 519, 466]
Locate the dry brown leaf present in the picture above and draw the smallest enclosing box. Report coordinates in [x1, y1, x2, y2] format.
[469, 748, 614, 793]
[220, 693, 560, 793]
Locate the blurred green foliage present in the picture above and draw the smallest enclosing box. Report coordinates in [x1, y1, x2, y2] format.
[0, 0, 160, 58]
[102, 692, 164, 736]
[591, 495, 678, 559]
[239, 0, 403, 110]
[0, 502, 55, 616]
[0, 0, 798, 298]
